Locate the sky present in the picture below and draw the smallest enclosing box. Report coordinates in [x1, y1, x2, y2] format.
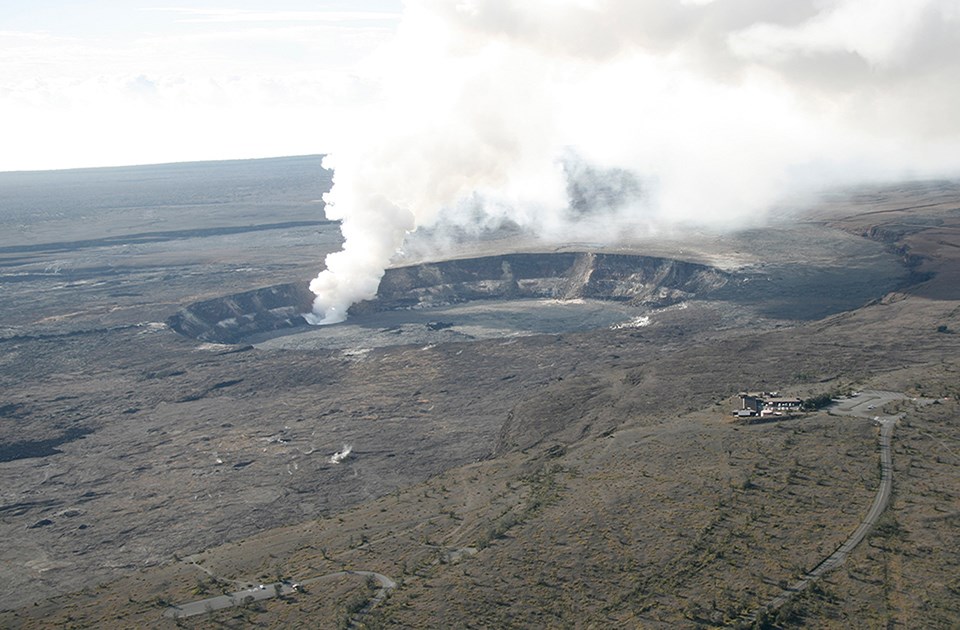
[0, 0, 402, 172]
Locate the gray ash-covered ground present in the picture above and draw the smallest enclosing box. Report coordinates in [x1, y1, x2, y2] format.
[2, 158, 957, 627]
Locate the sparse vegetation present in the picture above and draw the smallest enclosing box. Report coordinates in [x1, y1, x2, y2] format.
[801, 392, 835, 411]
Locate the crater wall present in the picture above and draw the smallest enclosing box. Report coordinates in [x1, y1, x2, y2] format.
[167, 282, 315, 344]
[354, 252, 729, 313]
[167, 253, 730, 343]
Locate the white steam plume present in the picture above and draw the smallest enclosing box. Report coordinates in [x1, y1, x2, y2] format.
[308, 0, 960, 324]
[329, 444, 353, 464]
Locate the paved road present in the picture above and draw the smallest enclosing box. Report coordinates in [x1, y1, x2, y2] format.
[165, 570, 396, 620]
[831, 390, 915, 419]
[740, 391, 927, 626]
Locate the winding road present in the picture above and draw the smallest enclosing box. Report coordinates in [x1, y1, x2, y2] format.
[166, 392, 929, 625]
[741, 390, 930, 625]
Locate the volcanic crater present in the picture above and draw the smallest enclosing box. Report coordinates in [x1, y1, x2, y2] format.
[167, 248, 904, 350]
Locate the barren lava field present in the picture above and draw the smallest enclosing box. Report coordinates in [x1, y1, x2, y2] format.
[1, 157, 959, 629]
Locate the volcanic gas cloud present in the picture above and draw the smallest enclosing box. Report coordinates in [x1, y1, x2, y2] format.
[308, 0, 960, 325]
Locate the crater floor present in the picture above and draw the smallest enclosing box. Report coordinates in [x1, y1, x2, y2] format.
[252, 297, 653, 350]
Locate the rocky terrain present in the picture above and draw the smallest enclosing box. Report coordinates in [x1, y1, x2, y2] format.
[1, 158, 958, 628]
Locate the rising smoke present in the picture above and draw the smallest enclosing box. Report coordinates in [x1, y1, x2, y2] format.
[307, 0, 960, 324]
[329, 444, 353, 464]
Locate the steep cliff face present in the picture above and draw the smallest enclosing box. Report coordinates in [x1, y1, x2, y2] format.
[167, 282, 314, 344]
[578, 254, 729, 304]
[350, 252, 729, 314]
[167, 253, 731, 343]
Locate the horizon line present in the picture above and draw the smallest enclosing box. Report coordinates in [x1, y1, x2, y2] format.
[0, 153, 327, 176]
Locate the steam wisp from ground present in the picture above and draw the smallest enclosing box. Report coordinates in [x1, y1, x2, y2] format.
[308, 0, 960, 325]
[329, 444, 353, 465]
